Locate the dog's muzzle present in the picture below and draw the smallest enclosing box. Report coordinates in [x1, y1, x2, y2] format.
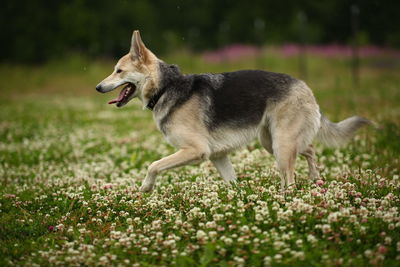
[96, 84, 104, 93]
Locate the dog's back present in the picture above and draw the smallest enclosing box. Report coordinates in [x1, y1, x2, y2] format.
[206, 70, 296, 129]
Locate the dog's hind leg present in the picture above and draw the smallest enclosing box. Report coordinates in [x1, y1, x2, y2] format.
[140, 147, 208, 192]
[211, 155, 237, 184]
[273, 140, 297, 189]
[300, 145, 320, 180]
[259, 126, 273, 154]
[268, 117, 299, 189]
[268, 80, 321, 189]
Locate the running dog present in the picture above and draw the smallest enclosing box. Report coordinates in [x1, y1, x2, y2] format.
[96, 30, 370, 192]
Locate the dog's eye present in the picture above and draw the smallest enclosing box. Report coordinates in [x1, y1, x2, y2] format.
[116, 69, 123, 73]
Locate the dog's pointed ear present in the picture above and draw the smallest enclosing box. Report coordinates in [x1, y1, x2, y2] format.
[130, 30, 148, 62]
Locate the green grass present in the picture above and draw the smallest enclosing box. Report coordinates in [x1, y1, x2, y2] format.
[0, 50, 399, 266]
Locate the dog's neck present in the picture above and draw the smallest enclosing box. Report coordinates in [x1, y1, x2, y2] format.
[146, 86, 167, 110]
[146, 61, 183, 110]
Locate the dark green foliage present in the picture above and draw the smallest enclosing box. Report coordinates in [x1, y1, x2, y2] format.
[1, 0, 399, 63]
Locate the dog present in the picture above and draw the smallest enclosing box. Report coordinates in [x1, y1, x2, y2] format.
[96, 30, 370, 192]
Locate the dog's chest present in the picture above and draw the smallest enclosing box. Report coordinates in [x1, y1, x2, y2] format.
[151, 112, 180, 148]
[153, 109, 168, 134]
[152, 98, 175, 136]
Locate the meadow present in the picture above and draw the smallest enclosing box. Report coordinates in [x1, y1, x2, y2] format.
[1, 47, 400, 266]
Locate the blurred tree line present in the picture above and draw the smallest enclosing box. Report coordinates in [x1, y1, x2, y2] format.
[1, 0, 399, 63]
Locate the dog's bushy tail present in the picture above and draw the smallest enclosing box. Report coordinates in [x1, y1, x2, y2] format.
[316, 115, 372, 147]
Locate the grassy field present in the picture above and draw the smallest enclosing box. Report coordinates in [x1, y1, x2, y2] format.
[1, 49, 400, 266]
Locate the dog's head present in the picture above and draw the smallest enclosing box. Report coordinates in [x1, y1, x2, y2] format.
[96, 30, 160, 107]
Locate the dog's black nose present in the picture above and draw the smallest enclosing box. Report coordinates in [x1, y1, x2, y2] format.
[96, 85, 103, 92]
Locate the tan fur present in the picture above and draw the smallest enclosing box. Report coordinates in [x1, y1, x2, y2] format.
[210, 155, 237, 183]
[261, 80, 321, 187]
[97, 30, 161, 108]
[300, 145, 319, 180]
[151, 80, 321, 189]
[139, 147, 206, 192]
[161, 95, 210, 155]
[98, 30, 370, 193]
[140, 95, 210, 192]
[259, 127, 273, 154]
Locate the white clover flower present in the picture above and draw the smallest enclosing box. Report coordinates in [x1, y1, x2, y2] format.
[208, 231, 217, 239]
[151, 220, 162, 229]
[240, 225, 250, 233]
[99, 256, 108, 264]
[263, 256, 272, 266]
[295, 251, 305, 260]
[162, 239, 176, 248]
[327, 212, 340, 223]
[360, 226, 366, 234]
[223, 237, 233, 245]
[307, 234, 317, 244]
[196, 230, 207, 240]
[296, 239, 303, 247]
[384, 237, 392, 245]
[273, 241, 285, 250]
[274, 254, 282, 262]
[205, 221, 216, 228]
[156, 232, 163, 240]
[213, 214, 224, 221]
[364, 249, 373, 258]
[248, 194, 258, 201]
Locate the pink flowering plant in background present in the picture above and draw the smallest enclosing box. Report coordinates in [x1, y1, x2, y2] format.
[202, 44, 400, 63]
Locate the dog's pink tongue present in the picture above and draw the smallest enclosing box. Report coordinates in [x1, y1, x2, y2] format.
[108, 88, 126, 104]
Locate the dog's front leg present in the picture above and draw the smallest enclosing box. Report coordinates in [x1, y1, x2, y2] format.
[139, 147, 208, 192]
[211, 155, 237, 184]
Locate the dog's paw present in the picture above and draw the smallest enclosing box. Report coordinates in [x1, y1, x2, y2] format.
[139, 183, 154, 193]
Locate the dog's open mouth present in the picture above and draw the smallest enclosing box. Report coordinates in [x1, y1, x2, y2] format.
[108, 83, 136, 107]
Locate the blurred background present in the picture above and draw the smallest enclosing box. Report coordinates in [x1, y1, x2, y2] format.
[1, 0, 400, 63]
[1, 0, 399, 90]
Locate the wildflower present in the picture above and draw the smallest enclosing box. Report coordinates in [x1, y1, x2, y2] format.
[208, 231, 218, 239]
[384, 237, 392, 245]
[233, 256, 245, 265]
[255, 214, 263, 221]
[296, 239, 303, 247]
[274, 254, 282, 262]
[378, 245, 388, 254]
[322, 224, 331, 234]
[223, 237, 233, 245]
[264, 256, 272, 266]
[327, 212, 340, 223]
[103, 184, 113, 190]
[56, 224, 65, 231]
[364, 249, 373, 258]
[206, 221, 216, 228]
[307, 234, 317, 244]
[196, 230, 207, 240]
